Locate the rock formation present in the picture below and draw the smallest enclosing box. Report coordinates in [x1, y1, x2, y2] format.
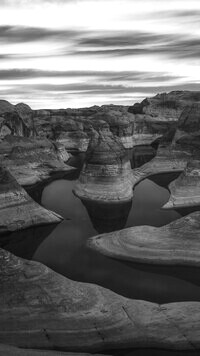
[131, 145, 190, 188]
[0, 136, 74, 186]
[89, 107, 135, 148]
[1, 246, 200, 352]
[0, 343, 104, 356]
[0, 111, 33, 138]
[128, 90, 200, 119]
[88, 212, 200, 267]
[0, 100, 15, 114]
[32, 110, 90, 152]
[163, 103, 200, 209]
[131, 100, 200, 188]
[74, 129, 134, 203]
[0, 167, 62, 235]
[163, 160, 200, 210]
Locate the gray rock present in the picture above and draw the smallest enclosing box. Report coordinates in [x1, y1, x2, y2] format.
[88, 212, 200, 267]
[0, 167, 62, 235]
[1, 247, 200, 351]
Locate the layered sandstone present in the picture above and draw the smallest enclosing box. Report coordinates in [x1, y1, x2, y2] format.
[163, 160, 200, 210]
[131, 145, 190, 188]
[0, 167, 62, 235]
[163, 103, 200, 209]
[1, 247, 200, 352]
[131, 101, 200, 188]
[89, 107, 135, 148]
[0, 136, 74, 186]
[128, 91, 200, 119]
[74, 129, 134, 203]
[88, 212, 200, 267]
[0, 111, 33, 138]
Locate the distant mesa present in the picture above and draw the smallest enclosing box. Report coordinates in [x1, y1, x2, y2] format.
[128, 90, 200, 119]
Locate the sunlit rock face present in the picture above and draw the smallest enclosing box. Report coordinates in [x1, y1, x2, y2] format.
[2, 246, 200, 352]
[129, 91, 200, 119]
[131, 114, 177, 146]
[0, 100, 15, 114]
[131, 144, 190, 188]
[173, 102, 200, 151]
[0, 136, 73, 186]
[163, 160, 200, 210]
[162, 103, 200, 210]
[51, 117, 89, 152]
[89, 107, 135, 148]
[0, 167, 62, 235]
[0, 100, 34, 136]
[131, 101, 200, 188]
[32, 110, 90, 152]
[0, 111, 33, 138]
[89, 106, 173, 148]
[74, 129, 134, 203]
[88, 212, 200, 267]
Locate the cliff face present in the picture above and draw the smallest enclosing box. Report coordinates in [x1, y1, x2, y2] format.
[162, 103, 200, 209]
[74, 128, 134, 203]
[32, 104, 176, 150]
[129, 91, 200, 119]
[0, 136, 73, 186]
[89, 108, 135, 148]
[0, 167, 62, 235]
[0, 111, 33, 138]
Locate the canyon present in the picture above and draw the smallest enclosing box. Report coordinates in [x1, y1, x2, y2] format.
[0, 90, 200, 355]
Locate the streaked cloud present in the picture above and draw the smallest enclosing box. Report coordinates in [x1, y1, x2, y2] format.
[0, 0, 199, 108]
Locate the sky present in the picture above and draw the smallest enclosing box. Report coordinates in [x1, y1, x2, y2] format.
[0, 0, 200, 109]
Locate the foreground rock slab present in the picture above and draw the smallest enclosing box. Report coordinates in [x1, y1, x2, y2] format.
[0, 167, 62, 235]
[88, 212, 200, 267]
[1, 247, 200, 352]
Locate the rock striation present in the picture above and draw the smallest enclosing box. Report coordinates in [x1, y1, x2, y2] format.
[74, 129, 134, 203]
[131, 145, 190, 188]
[2, 247, 200, 352]
[163, 160, 200, 210]
[131, 101, 200, 188]
[0, 167, 62, 235]
[163, 103, 200, 209]
[128, 91, 200, 119]
[0, 111, 33, 138]
[88, 212, 200, 267]
[0, 136, 74, 186]
[89, 107, 135, 148]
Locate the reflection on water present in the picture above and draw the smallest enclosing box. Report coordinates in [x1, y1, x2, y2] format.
[80, 199, 132, 233]
[2, 149, 200, 304]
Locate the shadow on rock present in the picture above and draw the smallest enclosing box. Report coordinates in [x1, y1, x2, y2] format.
[0, 223, 59, 260]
